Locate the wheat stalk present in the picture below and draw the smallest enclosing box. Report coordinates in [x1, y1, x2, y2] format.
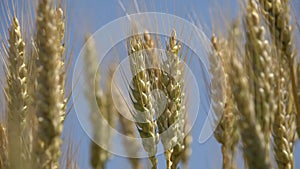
[33, 0, 64, 168]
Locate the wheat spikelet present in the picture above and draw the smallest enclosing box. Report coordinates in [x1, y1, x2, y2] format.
[5, 16, 29, 169]
[245, 0, 275, 161]
[128, 32, 159, 169]
[229, 56, 270, 169]
[34, 0, 64, 168]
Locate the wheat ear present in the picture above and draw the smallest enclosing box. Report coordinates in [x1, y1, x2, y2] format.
[154, 29, 185, 169]
[229, 56, 270, 169]
[259, 1, 295, 168]
[34, 0, 64, 168]
[259, 0, 300, 137]
[6, 16, 29, 169]
[128, 33, 159, 169]
[212, 34, 239, 169]
[83, 36, 110, 169]
[245, 0, 275, 161]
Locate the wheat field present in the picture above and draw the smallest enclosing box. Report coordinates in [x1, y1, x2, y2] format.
[0, 0, 300, 169]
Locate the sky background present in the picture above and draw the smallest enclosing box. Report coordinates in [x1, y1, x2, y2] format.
[1, 0, 299, 169]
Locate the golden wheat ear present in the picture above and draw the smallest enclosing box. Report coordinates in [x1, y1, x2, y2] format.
[127, 31, 159, 169]
[259, 1, 296, 168]
[259, 0, 299, 137]
[229, 56, 271, 169]
[245, 0, 275, 163]
[6, 16, 30, 169]
[211, 33, 239, 169]
[33, 0, 65, 168]
[156, 29, 186, 169]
